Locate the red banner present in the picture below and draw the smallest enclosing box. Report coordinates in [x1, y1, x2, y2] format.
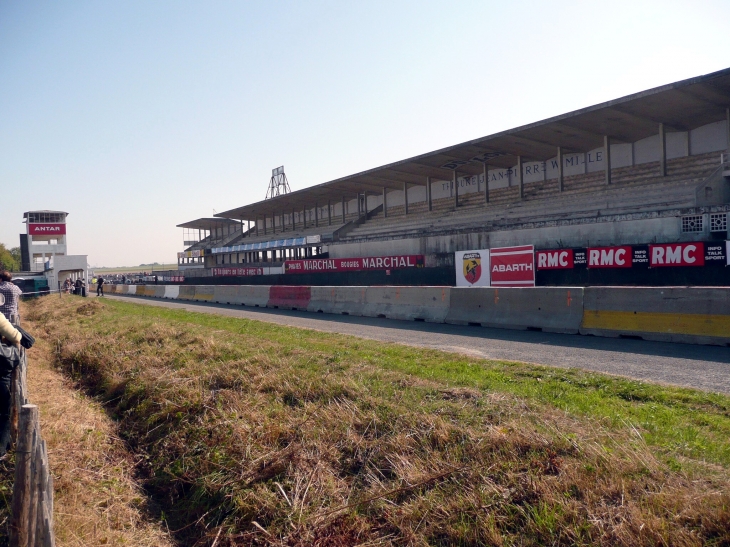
[285, 255, 424, 274]
[489, 245, 535, 287]
[29, 223, 65, 235]
[536, 249, 574, 270]
[649, 242, 705, 267]
[587, 246, 632, 268]
[212, 267, 264, 276]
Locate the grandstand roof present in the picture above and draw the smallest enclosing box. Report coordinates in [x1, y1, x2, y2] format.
[177, 218, 240, 230]
[216, 67, 730, 221]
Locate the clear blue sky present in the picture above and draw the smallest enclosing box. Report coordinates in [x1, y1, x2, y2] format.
[2, 1, 729, 267]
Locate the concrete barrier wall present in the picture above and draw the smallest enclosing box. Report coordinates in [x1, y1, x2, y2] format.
[363, 286, 451, 322]
[192, 285, 214, 302]
[446, 287, 584, 334]
[581, 287, 730, 345]
[308, 286, 368, 315]
[178, 286, 196, 300]
[107, 284, 730, 346]
[237, 285, 273, 307]
[210, 285, 270, 306]
[164, 285, 180, 299]
[268, 286, 311, 310]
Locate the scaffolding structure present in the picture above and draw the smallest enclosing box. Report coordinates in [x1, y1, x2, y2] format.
[265, 166, 291, 199]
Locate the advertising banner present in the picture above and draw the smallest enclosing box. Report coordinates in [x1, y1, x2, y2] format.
[536, 249, 573, 270]
[586, 246, 632, 268]
[212, 267, 264, 276]
[489, 245, 535, 287]
[161, 276, 185, 282]
[455, 249, 490, 287]
[649, 242, 705, 267]
[284, 255, 424, 274]
[28, 223, 65, 236]
[704, 242, 726, 265]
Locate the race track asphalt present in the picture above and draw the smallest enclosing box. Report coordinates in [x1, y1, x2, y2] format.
[105, 294, 730, 394]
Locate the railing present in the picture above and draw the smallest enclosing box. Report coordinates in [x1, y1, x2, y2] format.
[7, 329, 56, 546]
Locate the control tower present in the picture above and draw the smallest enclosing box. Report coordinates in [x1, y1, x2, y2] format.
[20, 210, 68, 272]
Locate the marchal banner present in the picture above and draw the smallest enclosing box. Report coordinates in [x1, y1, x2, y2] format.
[455, 249, 490, 287]
[284, 255, 424, 274]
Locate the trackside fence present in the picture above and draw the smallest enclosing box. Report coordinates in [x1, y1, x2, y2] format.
[9, 347, 55, 546]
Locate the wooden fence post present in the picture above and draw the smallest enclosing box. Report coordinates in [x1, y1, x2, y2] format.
[10, 350, 27, 440]
[10, 404, 38, 547]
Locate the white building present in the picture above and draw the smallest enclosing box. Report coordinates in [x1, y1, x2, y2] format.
[20, 210, 87, 290]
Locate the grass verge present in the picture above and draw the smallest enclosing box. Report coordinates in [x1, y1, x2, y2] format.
[23, 295, 730, 546]
[0, 300, 173, 546]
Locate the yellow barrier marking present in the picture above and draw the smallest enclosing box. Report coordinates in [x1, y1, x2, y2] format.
[581, 310, 730, 338]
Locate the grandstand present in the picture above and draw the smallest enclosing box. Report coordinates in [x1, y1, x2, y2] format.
[174, 68, 730, 286]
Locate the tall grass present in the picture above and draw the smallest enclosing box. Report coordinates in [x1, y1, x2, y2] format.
[25, 297, 730, 546]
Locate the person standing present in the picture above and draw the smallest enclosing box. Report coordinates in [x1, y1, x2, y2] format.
[0, 311, 21, 456]
[0, 271, 22, 323]
[97, 276, 105, 297]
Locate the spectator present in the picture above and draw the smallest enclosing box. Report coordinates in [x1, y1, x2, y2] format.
[0, 271, 22, 323]
[0, 312, 21, 457]
[97, 276, 105, 297]
[74, 278, 82, 295]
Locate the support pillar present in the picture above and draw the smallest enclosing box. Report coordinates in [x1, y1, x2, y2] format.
[726, 108, 730, 151]
[342, 197, 346, 223]
[383, 187, 388, 218]
[426, 176, 432, 211]
[328, 200, 331, 225]
[453, 170, 458, 207]
[281, 211, 285, 232]
[255, 219, 259, 237]
[557, 147, 564, 192]
[315, 203, 319, 227]
[303, 209, 306, 228]
[604, 136, 612, 185]
[517, 156, 523, 199]
[482, 163, 489, 203]
[659, 123, 666, 177]
[363, 193, 368, 216]
[404, 183, 409, 214]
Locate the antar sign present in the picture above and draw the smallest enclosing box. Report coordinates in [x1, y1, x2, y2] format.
[29, 223, 65, 235]
[489, 245, 535, 287]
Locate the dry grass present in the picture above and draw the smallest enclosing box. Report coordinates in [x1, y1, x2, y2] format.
[20, 296, 730, 546]
[0, 300, 174, 546]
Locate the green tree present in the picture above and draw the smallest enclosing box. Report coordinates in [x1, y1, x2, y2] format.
[0, 243, 19, 271]
[9, 247, 21, 266]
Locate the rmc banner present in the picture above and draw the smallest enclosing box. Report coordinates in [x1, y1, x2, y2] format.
[455, 249, 490, 287]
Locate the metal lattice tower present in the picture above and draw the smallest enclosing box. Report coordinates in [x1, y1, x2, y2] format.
[265, 166, 291, 199]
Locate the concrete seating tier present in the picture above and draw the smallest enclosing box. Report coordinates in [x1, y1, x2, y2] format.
[341, 153, 719, 241]
[228, 220, 349, 246]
